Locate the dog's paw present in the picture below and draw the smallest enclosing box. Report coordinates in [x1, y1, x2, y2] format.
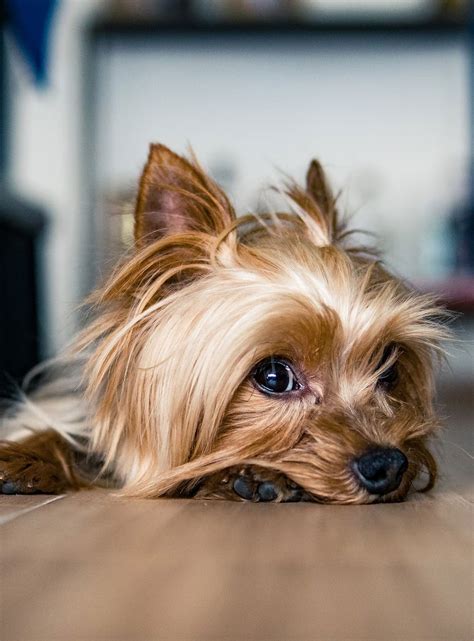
[196, 465, 311, 502]
[230, 467, 310, 502]
[0, 439, 75, 495]
[0, 458, 67, 494]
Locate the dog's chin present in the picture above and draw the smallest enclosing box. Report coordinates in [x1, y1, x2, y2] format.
[369, 486, 411, 504]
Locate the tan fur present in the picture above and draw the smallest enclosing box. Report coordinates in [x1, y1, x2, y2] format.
[0, 144, 449, 503]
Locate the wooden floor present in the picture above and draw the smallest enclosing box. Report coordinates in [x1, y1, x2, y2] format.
[1, 385, 472, 641]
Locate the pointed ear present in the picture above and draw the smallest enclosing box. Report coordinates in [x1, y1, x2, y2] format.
[134, 144, 235, 245]
[306, 159, 335, 215]
[299, 159, 340, 243]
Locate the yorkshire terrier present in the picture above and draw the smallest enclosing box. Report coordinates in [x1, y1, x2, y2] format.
[0, 144, 448, 503]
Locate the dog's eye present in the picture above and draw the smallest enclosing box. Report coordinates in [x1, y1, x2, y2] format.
[376, 344, 398, 390]
[252, 358, 300, 395]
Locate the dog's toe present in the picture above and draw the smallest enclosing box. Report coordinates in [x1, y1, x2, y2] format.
[1, 481, 21, 495]
[1, 478, 43, 495]
[257, 481, 278, 502]
[285, 487, 307, 502]
[233, 476, 256, 501]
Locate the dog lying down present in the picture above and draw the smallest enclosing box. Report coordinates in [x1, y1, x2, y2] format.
[0, 144, 448, 503]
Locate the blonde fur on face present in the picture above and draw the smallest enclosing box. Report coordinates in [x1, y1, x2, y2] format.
[61, 143, 446, 503]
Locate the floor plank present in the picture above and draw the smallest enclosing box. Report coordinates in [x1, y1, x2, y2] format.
[0, 494, 64, 525]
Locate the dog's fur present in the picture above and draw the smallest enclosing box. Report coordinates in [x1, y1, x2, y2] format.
[0, 144, 448, 503]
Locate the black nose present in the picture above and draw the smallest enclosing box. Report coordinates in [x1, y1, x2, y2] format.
[352, 448, 408, 495]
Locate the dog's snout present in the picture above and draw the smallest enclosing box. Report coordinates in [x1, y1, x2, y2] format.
[352, 448, 408, 495]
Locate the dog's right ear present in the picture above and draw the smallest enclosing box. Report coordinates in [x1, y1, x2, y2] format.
[285, 159, 341, 245]
[134, 144, 235, 245]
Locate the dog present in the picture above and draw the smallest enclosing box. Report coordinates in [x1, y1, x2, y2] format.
[0, 144, 448, 503]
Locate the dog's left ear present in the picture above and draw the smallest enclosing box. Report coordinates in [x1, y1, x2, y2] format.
[135, 144, 235, 245]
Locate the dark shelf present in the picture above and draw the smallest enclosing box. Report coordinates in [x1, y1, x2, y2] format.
[89, 16, 469, 40]
[417, 276, 474, 313]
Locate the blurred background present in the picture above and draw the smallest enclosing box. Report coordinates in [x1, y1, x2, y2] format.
[0, 0, 472, 390]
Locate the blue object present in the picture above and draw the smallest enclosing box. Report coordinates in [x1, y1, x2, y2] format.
[5, 0, 58, 85]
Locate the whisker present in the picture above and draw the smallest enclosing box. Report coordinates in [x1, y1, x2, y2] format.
[438, 439, 474, 461]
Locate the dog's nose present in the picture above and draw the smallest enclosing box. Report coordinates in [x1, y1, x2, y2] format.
[352, 448, 408, 495]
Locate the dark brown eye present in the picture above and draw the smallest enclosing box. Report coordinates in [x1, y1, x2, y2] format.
[252, 358, 300, 395]
[376, 344, 398, 390]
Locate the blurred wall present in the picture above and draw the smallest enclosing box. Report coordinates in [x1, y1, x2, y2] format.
[95, 36, 469, 279]
[7, 0, 101, 357]
[5, 1, 471, 357]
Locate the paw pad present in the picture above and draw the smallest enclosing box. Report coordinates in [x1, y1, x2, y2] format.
[1, 481, 20, 495]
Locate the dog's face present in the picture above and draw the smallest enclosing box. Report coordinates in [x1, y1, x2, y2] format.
[81, 145, 446, 503]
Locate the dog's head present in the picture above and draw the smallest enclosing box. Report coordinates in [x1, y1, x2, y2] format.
[81, 144, 447, 503]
